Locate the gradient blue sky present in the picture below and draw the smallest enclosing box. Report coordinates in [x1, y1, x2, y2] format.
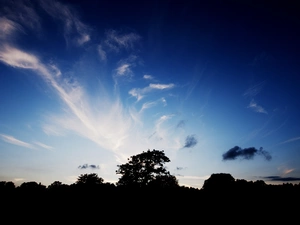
[1, 0, 300, 188]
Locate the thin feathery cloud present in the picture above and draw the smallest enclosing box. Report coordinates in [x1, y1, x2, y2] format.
[116, 63, 131, 76]
[97, 45, 107, 62]
[104, 29, 140, 52]
[33, 141, 54, 150]
[283, 168, 294, 175]
[139, 101, 157, 113]
[129, 83, 175, 101]
[112, 55, 138, 87]
[243, 81, 266, 98]
[2, 0, 41, 32]
[279, 136, 300, 145]
[151, 114, 175, 142]
[139, 98, 167, 113]
[247, 99, 268, 114]
[0, 134, 35, 149]
[40, 0, 90, 46]
[0, 17, 23, 40]
[185, 64, 206, 100]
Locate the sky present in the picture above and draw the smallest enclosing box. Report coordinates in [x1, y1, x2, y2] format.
[0, 0, 300, 189]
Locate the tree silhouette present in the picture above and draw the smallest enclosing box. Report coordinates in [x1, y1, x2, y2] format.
[116, 149, 178, 188]
[76, 173, 104, 186]
[202, 173, 235, 191]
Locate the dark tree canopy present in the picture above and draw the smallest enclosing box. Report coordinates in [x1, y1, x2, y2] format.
[202, 173, 235, 191]
[116, 149, 178, 188]
[76, 173, 104, 186]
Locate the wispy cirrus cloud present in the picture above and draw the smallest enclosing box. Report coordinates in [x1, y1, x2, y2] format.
[0, 45, 136, 160]
[40, 0, 90, 46]
[247, 99, 268, 114]
[116, 63, 131, 76]
[0, 133, 54, 150]
[129, 83, 175, 101]
[97, 45, 107, 62]
[1, 0, 41, 32]
[243, 81, 266, 98]
[0, 17, 23, 40]
[33, 141, 54, 150]
[104, 29, 140, 52]
[279, 136, 300, 145]
[0, 2, 181, 166]
[0, 134, 35, 149]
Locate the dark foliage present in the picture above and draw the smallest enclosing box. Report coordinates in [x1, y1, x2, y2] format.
[116, 149, 179, 188]
[1, 151, 299, 223]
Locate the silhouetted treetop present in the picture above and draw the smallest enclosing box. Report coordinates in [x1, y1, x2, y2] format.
[202, 173, 235, 191]
[76, 173, 104, 186]
[116, 149, 178, 188]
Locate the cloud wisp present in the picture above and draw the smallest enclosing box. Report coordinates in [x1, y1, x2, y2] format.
[222, 146, 272, 161]
[247, 99, 268, 114]
[183, 135, 197, 148]
[263, 176, 300, 182]
[104, 29, 141, 52]
[279, 137, 300, 145]
[0, 133, 54, 150]
[0, 134, 35, 149]
[129, 83, 175, 101]
[243, 81, 266, 98]
[78, 164, 100, 169]
[40, 0, 91, 46]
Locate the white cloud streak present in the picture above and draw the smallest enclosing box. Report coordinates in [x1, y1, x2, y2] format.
[129, 83, 175, 101]
[280, 137, 300, 145]
[0, 134, 35, 149]
[247, 99, 268, 114]
[33, 141, 54, 150]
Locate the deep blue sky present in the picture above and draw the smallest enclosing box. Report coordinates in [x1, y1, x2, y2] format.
[0, 0, 299, 188]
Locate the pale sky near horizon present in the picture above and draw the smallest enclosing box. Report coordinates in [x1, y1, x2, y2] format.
[0, 0, 300, 189]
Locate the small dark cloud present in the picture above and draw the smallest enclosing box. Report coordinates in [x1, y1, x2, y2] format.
[264, 176, 300, 182]
[176, 120, 186, 129]
[183, 135, 197, 148]
[78, 164, 100, 169]
[222, 146, 272, 161]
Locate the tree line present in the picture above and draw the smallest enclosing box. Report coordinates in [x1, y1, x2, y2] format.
[1, 149, 299, 223]
[1, 149, 299, 194]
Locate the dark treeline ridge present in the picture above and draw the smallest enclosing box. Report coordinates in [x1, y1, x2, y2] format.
[1, 150, 299, 222]
[1, 173, 299, 223]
